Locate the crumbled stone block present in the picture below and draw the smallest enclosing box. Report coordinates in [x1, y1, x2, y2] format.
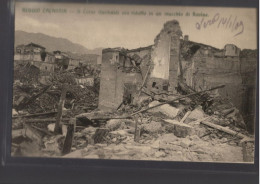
[163, 119, 193, 138]
[148, 101, 179, 118]
[184, 106, 205, 123]
[142, 121, 162, 134]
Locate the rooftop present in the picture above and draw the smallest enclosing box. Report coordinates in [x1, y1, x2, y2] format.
[26, 42, 46, 49]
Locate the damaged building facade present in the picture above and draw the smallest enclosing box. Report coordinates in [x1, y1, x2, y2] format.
[99, 20, 183, 110]
[15, 42, 46, 62]
[11, 19, 256, 162]
[98, 20, 257, 132]
[98, 48, 143, 109]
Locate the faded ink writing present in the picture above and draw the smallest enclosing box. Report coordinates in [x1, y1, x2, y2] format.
[196, 13, 244, 37]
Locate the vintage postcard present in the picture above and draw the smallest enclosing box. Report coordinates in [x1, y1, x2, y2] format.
[12, 2, 257, 163]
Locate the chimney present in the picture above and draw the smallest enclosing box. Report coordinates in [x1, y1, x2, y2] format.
[184, 35, 189, 41]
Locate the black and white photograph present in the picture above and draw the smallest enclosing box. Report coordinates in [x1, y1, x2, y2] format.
[11, 2, 257, 163]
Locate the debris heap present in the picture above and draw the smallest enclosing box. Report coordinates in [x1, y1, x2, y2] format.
[11, 20, 255, 163]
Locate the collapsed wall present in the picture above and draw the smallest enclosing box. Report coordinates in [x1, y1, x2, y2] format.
[182, 44, 257, 132]
[148, 20, 182, 92]
[98, 20, 257, 133]
[98, 20, 183, 110]
[98, 49, 142, 110]
[190, 52, 242, 108]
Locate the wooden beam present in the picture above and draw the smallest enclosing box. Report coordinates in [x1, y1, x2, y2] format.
[188, 116, 211, 125]
[180, 110, 192, 123]
[12, 111, 57, 119]
[133, 116, 140, 142]
[16, 85, 51, 111]
[200, 120, 252, 140]
[62, 118, 76, 155]
[23, 118, 70, 123]
[131, 85, 225, 116]
[54, 84, 68, 134]
[137, 65, 151, 98]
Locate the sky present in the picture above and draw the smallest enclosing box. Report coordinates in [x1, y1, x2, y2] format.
[15, 2, 257, 50]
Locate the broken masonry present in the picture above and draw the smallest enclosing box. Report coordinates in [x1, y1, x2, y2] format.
[98, 20, 256, 133]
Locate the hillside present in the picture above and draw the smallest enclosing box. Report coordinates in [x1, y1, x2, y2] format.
[15, 30, 102, 55]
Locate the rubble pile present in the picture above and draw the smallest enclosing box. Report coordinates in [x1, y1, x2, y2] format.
[177, 81, 247, 130]
[11, 63, 100, 149]
[11, 77, 255, 162]
[11, 19, 255, 163]
[12, 67, 99, 113]
[14, 63, 40, 84]
[40, 102, 248, 162]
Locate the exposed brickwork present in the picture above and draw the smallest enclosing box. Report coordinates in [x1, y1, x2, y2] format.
[98, 50, 142, 110]
[98, 20, 257, 133]
[150, 20, 182, 92]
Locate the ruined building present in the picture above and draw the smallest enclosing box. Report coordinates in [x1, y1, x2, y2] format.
[98, 48, 143, 109]
[98, 20, 257, 132]
[99, 20, 183, 109]
[15, 42, 46, 62]
[150, 20, 182, 91]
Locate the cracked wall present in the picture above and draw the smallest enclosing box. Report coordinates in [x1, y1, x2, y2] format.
[183, 47, 257, 132]
[98, 49, 142, 110]
[149, 20, 182, 92]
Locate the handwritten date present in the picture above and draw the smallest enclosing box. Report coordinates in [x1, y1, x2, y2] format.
[195, 13, 244, 37]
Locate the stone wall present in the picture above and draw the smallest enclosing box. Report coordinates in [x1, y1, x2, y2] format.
[98, 51, 119, 110]
[14, 53, 42, 62]
[98, 21, 257, 131]
[150, 33, 170, 80]
[169, 35, 181, 91]
[98, 50, 142, 110]
[185, 50, 243, 108]
[150, 20, 182, 92]
[147, 77, 169, 91]
[183, 47, 257, 132]
[127, 47, 151, 88]
[224, 44, 240, 57]
[240, 55, 257, 132]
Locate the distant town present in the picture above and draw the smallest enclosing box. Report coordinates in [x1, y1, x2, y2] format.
[14, 42, 102, 86]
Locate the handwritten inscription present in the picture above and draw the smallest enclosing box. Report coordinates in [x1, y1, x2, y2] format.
[196, 13, 244, 37]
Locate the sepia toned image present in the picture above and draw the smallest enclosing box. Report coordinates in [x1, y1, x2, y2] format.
[12, 2, 257, 163]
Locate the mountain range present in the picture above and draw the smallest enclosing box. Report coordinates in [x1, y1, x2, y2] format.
[15, 30, 102, 55]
